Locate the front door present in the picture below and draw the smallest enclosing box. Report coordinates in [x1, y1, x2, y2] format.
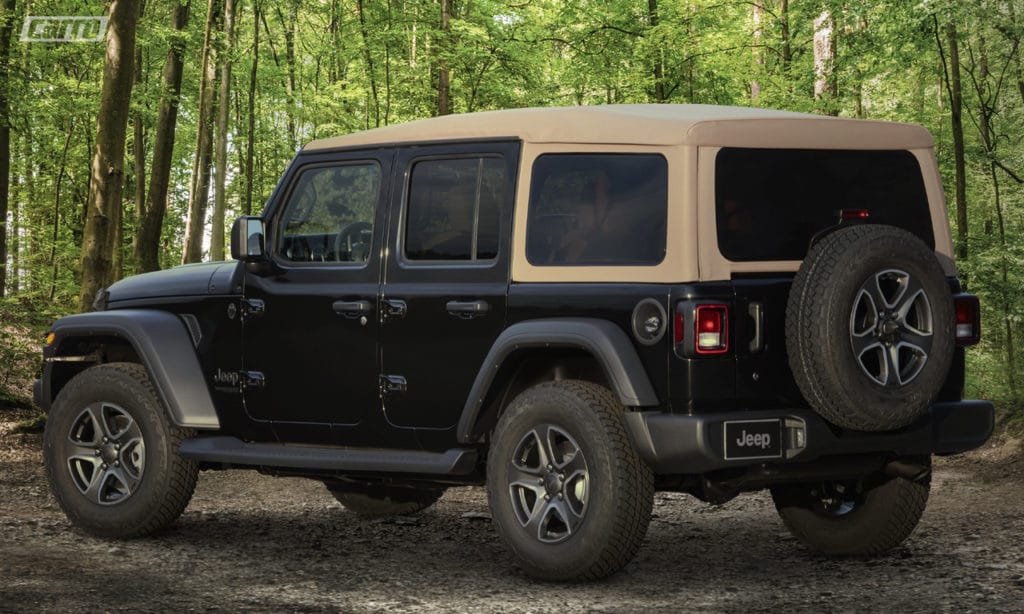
[242, 151, 391, 444]
[380, 143, 518, 442]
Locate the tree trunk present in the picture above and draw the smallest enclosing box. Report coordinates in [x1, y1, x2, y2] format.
[0, 0, 17, 298]
[780, 0, 791, 71]
[78, 0, 142, 312]
[813, 9, 838, 115]
[244, 0, 258, 216]
[211, 0, 235, 261]
[182, 0, 221, 264]
[437, 0, 451, 116]
[751, 1, 763, 102]
[357, 0, 380, 127]
[276, 2, 297, 147]
[647, 0, 667, 102]
[50, 121, 75, 301]
[137, 0, 190, 273]
[945, 22, 968, 263]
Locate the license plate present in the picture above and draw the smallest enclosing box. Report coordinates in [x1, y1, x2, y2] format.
[723, 419, 783, 460]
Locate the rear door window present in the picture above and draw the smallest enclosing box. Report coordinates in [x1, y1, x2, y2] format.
[404, 157, 505, 262]
[526, 154, 668, 266]
[715, 148, 934, 261]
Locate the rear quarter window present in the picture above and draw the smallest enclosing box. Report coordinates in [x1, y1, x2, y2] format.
[715, 148, 934, 262]
[526, 153, 668, 266]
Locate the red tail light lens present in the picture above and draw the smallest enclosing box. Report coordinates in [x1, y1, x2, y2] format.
[840, 208, 870, 220]
[695, 305, 729, 354]
[954, 294, 980, 346]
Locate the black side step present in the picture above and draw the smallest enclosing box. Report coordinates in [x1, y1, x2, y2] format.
[179, 436, 478, 475]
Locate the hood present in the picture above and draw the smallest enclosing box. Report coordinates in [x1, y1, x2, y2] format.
[106, 261, 243, 304]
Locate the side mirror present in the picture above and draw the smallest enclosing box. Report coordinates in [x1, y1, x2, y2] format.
[231, 216, 266, 262]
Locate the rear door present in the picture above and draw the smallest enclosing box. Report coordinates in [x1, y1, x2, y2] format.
[379, 142, 518, 441]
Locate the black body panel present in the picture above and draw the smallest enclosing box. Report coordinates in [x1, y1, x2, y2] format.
[105, 261, 240, 303]
[241, 148, 394, 446]
[380, 142, 519, 438]
[624, 400, 994, 475]
[180, 436, 477, 475]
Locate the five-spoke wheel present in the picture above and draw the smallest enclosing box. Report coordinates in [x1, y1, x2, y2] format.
[487, 380, 652, 581]
[65, 402, 147, 506]
[507, 425, 590, 544]
[44, 363, 198, 538]
[850, 268, 934, 387]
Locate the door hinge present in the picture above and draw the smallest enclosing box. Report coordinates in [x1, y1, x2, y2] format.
[242, 371, 266, 392]
[379, 374, 407, 397]
[242, 298, 266, 320]
[381, 299, 407, 323]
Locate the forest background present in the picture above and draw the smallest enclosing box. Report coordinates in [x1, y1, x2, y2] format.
[0, 0, 1021, 430]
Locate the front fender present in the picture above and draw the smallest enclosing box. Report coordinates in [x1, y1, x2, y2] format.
[44, 310, 220, 430]
[457, 318, 658, 444]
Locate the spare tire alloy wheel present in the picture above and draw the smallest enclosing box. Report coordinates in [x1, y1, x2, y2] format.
[65, 402, 146, 505]
[850, 268, 934, 387]
[786, 225, 954, 432]
[507, 425, 589, 543]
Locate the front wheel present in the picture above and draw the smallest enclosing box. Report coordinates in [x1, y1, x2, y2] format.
[43, 363, 199, 538]
[487, 380, 653, 582]
[770, 459, 930, 556]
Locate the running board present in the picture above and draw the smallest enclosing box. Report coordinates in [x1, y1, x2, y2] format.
[179, 436, 478, 475]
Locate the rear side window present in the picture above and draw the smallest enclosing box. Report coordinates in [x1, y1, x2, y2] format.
[527, 154, 668, 266]
[405, 157, 505, 261]
[715, 148, 934, 261]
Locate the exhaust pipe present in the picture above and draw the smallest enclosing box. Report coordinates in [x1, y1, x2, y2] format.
[885, 459, 931, 483]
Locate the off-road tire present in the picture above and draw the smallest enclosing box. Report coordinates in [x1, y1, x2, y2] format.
[771, 461, 931, 556]
[786, 224, 954, 431]
[43, 363, 198, 538]
[487, 380, 654, 582]
[325, 484, 445, 517]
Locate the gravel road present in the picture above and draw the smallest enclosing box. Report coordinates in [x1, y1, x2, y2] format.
[2, 410, 1022, 613]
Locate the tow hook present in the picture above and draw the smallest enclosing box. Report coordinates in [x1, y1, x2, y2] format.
[884, 459, 931, 483]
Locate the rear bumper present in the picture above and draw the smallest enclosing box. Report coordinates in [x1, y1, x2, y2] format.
[624, 400, 994, 475]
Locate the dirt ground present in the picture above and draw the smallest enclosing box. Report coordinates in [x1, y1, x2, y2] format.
[2, 407, 1022, 613]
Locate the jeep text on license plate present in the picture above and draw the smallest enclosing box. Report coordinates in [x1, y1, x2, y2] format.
[723, 419, 783, 460]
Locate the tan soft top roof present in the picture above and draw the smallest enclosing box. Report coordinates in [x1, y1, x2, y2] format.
[304, 104, 934, 151]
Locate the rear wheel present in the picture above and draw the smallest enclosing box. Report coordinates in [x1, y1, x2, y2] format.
[770, 460, 930, 556]
[487, 380, 653, 581]
[43, 363, 198, 538]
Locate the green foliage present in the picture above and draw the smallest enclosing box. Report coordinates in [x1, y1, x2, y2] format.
[2, 0, 1023, 425]
[10, 413, 46, 434]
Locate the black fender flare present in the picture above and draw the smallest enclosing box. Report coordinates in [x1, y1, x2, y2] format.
[45, 309, 220, 430]
[457, 318, 658, 444]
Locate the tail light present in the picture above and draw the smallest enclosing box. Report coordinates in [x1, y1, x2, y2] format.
[695, 305, 729, 354]
[674, 302, 730, 356]
[953, 294, 980, 346]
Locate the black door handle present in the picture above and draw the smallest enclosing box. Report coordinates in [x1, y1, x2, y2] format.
[749, 302, 764, 353]
[333, 300, 372, 318]
[446, 300, 490, 318]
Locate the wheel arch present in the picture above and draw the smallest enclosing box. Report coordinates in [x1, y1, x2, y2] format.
[43, 309, 220, 430]
[457, 318, 658, 444]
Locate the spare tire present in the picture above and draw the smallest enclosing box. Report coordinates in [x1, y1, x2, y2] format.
[786, 225, 954, 431]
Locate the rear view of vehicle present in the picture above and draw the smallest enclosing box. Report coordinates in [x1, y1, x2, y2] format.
[630, 125, 991, 556]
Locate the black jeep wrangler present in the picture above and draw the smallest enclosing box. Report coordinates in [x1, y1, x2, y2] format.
[36, 105, 993, 581]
